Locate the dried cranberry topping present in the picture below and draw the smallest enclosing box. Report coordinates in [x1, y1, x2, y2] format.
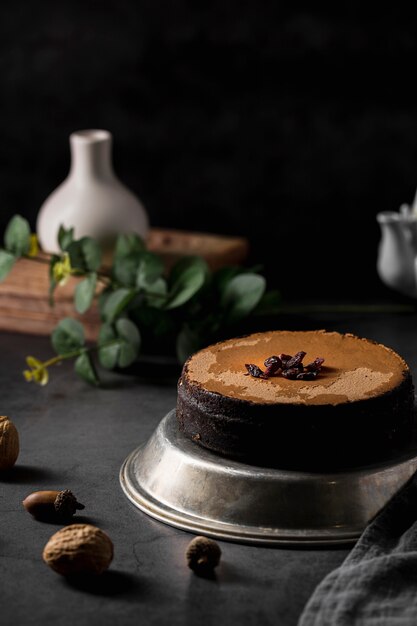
[264, 364, 280, 377]
[285, 351, 306, 369]
[296, 370, 318, 380]
[264, 355, 282, 368]
[278, 354, 292, 367]
[244, 351, 324, 382]
[305, 358, 325, 372]
[244, 364, 267, 379]
[263, 356, 282, 376]
[281, 368, 300, 380]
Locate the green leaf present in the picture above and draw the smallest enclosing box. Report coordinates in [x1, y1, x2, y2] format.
[58, 225, 74, 251]
[145, 277, 168, 308]
[169, 256, 208, 284]
[176, 326, 202, 363]
[4, 215, 31, 256]
[112, 246, 163, 289]
[51, 318, 85, 355]
[74, 273, 97, 314]
[75, 352, 99, 386]
[220, 273, 266, 322]
[115, 318, 141, 367]
[67, 237, 102, 272]
[102, 288, 136, 323]
[97, 319, 141, 369]
[81, 238, 102, 271]
[112, 254, 138, 287]
[98, 291, 113, 322]
[48, 254, 61, 306]
[165, 257, 208, 310]
[131, 305, 175, 337]
[213, 266, 242, 293]
[0, 249, 16, 281]
[67, 241, 84, 270]
[136, 252, 164, 289]
[98, 324, 118, 369]
[253, 289, 281, 316]
[114, 233, 145, 259]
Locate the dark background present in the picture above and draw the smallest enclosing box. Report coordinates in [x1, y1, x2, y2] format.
[1, 2, 417, 300]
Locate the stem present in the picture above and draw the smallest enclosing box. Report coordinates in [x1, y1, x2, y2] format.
[43, 351, 83, 368]
[23, 253, 111, 284]
[43, 339, 122, 369]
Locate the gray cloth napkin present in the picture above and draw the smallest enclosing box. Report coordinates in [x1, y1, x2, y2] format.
[298, 473, 417, 626]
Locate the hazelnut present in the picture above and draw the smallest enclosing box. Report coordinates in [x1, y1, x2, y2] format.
[23, 490, 85, 521]
[0, 415, 19, 470]
[186, 536, 221, 575]
[43, 524, 113, 576]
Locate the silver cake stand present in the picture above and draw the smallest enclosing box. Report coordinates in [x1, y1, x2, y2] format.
[120, 410, 417, 546]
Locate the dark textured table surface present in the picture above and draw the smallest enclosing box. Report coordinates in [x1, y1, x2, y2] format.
[1, 313, 416, 626]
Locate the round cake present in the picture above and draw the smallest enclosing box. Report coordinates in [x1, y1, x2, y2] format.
[177, 330, 415, 469]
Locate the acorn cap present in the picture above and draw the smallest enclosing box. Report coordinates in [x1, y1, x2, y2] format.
[186, 536, 221, 574]
[54, 490, 85, 517]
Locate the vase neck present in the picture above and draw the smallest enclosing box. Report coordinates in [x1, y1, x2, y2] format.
[69, 130, 114, 181]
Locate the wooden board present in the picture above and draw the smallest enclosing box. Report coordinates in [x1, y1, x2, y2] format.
[0, 228, 248, 339]
[147, 228, 249, 271]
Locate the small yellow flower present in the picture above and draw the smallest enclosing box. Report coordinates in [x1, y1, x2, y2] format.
[28, 234, 39, 257]
[52, 253, 72, 286]
[23, 356, 49, 386]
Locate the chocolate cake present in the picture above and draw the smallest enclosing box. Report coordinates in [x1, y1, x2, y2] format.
[177, 330, 415, 469]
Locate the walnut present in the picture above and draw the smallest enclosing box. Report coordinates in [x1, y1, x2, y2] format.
[43, 524, 113, 576]
[0, 416, 19, 470]
[186, 536, 221, 574]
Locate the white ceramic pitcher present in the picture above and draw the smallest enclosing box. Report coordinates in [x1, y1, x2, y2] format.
[37, 129, 149, 253]
[377, 203, 417, 297]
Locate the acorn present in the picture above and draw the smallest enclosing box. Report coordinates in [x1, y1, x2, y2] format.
[186, 536, 221, 575]
[23, 490, 85, 521]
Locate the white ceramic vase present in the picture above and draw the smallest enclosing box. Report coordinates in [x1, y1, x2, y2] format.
[37, 129, 149, 253]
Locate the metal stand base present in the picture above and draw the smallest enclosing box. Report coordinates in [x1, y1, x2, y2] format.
[120, 410, 417, 546]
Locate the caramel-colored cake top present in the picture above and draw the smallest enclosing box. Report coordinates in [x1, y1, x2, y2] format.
[183, 330, 409, 406]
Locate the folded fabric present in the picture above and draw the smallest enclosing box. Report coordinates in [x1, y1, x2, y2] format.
[299, 472, 417, 626]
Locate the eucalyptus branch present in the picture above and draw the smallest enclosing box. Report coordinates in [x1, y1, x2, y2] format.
[0, 214, 281, 386]
[24, 339, 123, 386]
[44, 339, 122, 367]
